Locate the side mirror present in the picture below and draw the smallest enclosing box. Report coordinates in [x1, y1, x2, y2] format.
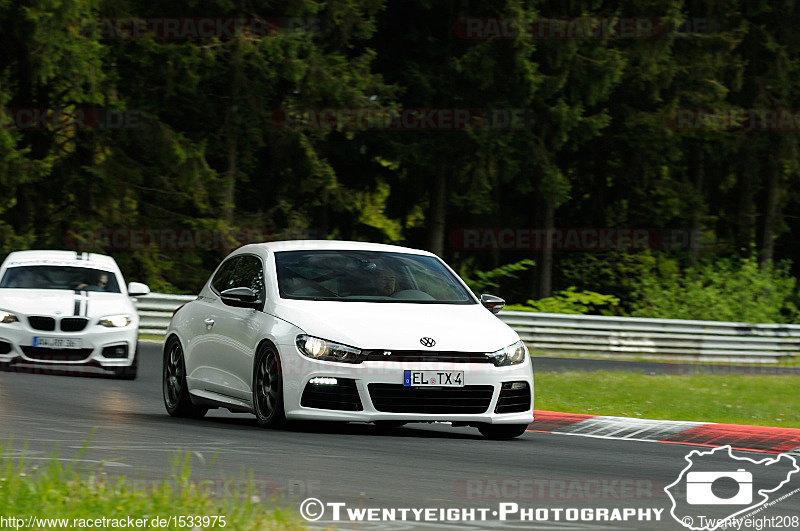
[128, 282, 151, 296]
[220, 287, 262, 309]
[480, 294, 505, 314]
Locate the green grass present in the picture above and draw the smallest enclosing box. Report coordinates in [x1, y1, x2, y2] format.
[535, 371, 800, 428]
[530, 348, 800, 367]
[138, 333, 166, 342]
[0, 444, 305, 530]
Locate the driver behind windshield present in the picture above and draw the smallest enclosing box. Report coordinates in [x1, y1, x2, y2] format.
[76, 272, 109, 291]
[375, 270, 397, 296]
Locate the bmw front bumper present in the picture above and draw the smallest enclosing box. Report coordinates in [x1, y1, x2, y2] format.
[0, 315, 138, 369]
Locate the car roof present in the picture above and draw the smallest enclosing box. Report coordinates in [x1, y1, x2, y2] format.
[2, 250, 119, 269]
[237, 240, 437, 257]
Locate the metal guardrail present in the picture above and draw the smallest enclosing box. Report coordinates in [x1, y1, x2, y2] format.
[135, 293, 195, 336]
[135, 294, 800, 362]
[500, 311, 800, 363]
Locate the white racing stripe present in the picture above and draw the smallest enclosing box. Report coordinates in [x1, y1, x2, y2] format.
[557, 416, 704, 441]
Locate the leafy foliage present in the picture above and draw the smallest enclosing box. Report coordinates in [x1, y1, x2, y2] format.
[462, 259, 535, 294]
[631, 257, 799, 323]
[1, 1, 800, 324]
[507, 287, 621, 315]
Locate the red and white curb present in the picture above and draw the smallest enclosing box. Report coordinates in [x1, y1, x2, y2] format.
[529, 410, 800, 455]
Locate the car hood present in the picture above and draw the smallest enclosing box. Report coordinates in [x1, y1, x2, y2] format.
[0, 289, 134, 319]
[270, 299, 519, 352]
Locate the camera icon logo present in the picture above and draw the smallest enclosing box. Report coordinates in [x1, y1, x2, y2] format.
[686, 469, 752, 505]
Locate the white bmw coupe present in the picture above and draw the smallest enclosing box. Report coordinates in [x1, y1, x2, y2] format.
[0, 250, 150, 379]
[164, 241, 534, 439]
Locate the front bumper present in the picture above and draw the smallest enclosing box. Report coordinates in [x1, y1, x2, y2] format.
[280, 345, 534, 425]
[0, 318, 138, 368]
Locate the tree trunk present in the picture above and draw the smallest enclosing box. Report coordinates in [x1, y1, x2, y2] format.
[318, 189, 329, 239]
[760, 146, 781, 265]
[689, 147, 704, 262]
[223, 128, 236, 226]
[427, 164, 447, 257]
[537, 195, 554, 298]
[735, 168, 754, 256]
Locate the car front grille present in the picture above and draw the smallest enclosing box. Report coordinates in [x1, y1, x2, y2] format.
[301, 378, 363, 411]
[28, 316, 56, 331]
[367, 384, 494, 414]
[20, 347, 93, 362]
[495, 382, 531, 414]
[60, 318, 88, 332]
[363, 350, 494, 363]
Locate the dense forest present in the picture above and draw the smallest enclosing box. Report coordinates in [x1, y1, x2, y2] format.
[1, 0, 799, 322]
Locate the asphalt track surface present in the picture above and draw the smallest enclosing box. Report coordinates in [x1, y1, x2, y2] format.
[1, 343, 799, 530]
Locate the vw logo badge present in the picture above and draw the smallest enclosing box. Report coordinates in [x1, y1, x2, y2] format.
[420, 337, 436, 348]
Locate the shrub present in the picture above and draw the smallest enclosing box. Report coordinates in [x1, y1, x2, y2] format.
[462, 259, 535, 294]
[506, 287, 621, 315]
[630, 257, 799, 323]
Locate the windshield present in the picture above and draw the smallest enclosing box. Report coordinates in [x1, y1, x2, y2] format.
[0, 265, 121, 293]
[275, 250, 475, 304]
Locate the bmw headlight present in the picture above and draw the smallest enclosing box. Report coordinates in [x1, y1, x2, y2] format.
[0, 310, 18, 324]
[98, 315, 131, 328]
[487, 340, 528, 367]
[296, 335, 363, 364]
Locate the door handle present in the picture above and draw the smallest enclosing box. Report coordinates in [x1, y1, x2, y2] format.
[204, 318, 215, 328]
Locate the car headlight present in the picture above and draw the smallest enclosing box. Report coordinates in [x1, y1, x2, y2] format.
[0, 310, 18, 324]
[296, 335, 364, 364]
[98, 315, 131, 328]
[487, 340, 528, 367]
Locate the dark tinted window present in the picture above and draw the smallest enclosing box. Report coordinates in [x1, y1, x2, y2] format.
[231, 256, 265, 296]
[211, 255, 265, 298]
[275, 250, 474, 303]
[0, 266, 121, 293]
[211, 258, 239, 293]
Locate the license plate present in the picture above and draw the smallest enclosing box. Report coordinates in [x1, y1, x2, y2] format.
[33, 337, 82, 349]
[403, 370, 464, 387]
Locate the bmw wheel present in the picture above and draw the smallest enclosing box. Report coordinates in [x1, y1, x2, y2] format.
[112, 343, 138, 380]
[253, 343, 285, 428]
[163, 336, 207, 418]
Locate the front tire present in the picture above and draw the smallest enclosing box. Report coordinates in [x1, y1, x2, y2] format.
[477, 424, 529, 440]
[163, 337, 207, 418]
[252, 343, 285, 428]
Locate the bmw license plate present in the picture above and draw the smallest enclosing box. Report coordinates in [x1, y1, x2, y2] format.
[403, 370, 464, 387]
[33, 337, 82, 349]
